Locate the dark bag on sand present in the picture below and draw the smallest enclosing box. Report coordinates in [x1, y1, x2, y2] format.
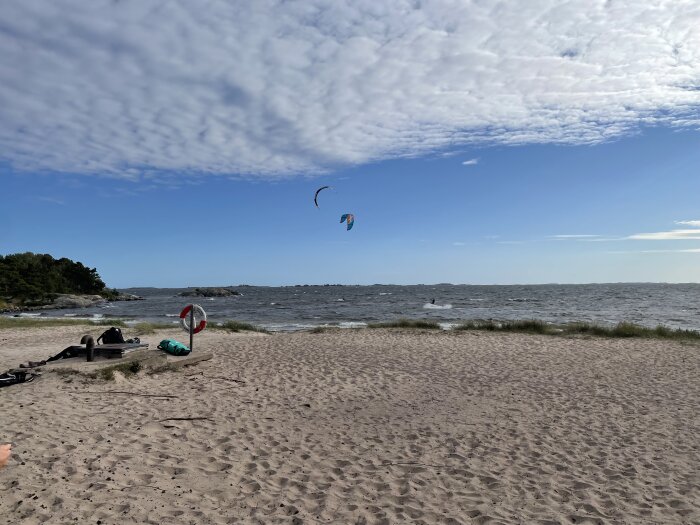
[0, 370, 39, 388]
[97, 327, 125, 345]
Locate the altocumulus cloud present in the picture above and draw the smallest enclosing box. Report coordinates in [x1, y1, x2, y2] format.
[1, 0, 699, 179]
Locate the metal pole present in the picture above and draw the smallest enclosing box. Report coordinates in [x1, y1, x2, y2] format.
[189, 304, 194, 352]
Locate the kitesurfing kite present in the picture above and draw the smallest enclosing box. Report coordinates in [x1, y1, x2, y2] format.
[340, 213, 355, 231]
[314, 186, 330, 208]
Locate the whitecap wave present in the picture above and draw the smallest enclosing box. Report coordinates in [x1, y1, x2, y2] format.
[423, 303, 453, 310]
[339, 321, 367, 328]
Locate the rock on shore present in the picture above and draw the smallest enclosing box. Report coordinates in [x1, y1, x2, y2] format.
[0, 292, 143, 313]
[46, 294, 106, 309]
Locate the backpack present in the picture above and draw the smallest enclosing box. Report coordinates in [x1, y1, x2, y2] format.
[157, 339, 191, 356]
[97, 327, 125, 345]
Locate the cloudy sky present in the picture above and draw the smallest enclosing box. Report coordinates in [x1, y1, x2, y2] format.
[1, 0, 700, 286]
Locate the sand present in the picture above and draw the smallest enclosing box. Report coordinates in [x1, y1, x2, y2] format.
[0, 325, 698, 524]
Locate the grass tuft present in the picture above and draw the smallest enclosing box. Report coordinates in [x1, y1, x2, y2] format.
[368, 319, 441, 329]
[97, 360, 142, 381]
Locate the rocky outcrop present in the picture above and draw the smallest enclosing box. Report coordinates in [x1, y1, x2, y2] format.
[177, 287, 240, 297]
[48, 294, 106, 309]
[109, 293, 143, 301]
[0, 294, 113, 312]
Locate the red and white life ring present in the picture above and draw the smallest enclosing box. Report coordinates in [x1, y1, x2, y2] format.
[180, 304, 207, 334]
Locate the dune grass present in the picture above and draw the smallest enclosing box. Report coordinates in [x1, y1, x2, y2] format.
[214, 320, 269, 333]
[368, 319, 441, 329]
[0, 317, 127, 329]
[455, 319, 700, 341]
[132, 322, 177, 335]
[91, 319, 128, 327]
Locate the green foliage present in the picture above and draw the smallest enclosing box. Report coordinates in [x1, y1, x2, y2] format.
[0, 252, 109, 305]
[368, 319, 441, 329]
[100, 288, 122, 301]
[214, 320, 269, 333]
[455, 319, 700, 341]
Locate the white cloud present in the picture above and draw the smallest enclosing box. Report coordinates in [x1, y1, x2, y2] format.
[1, 1, 699, 179]
[462, 158, 479, 166]
[452, 241, 465, 246]
[675, 220, 700, 227]
[609, 248, 700, 254]
[628, 229, 700, 240]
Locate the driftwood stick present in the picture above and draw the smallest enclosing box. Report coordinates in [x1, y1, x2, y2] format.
[159, 417, 212, 422]
[78, 391, 178, 398]
[120, 485, 161, 491]
[379, 461, 453, 469]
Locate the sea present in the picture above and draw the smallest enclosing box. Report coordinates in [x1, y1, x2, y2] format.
[9, 283, 700, 332]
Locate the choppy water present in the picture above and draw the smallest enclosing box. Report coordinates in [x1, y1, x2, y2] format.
[11, 283, 700, 332]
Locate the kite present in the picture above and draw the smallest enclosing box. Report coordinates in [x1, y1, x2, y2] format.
[314, 186, 330, 208]
[340, 214, 355, 231]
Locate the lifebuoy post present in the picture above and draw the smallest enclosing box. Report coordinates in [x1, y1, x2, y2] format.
[189, 304, 194, 352]
[179, 304, 207, 351]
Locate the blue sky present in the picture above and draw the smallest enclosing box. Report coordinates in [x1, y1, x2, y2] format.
[1, 1, 699, 286]
[3, 126, 700, 287]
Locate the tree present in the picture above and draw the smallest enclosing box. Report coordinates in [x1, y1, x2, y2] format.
[0, 252, 110, 305]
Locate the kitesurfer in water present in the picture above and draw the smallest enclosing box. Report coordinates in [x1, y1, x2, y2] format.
[431, 298, 435, 305]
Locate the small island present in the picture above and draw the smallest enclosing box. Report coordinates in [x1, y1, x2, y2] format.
[0, 252, 141, 312]
[177, 287, 240, 298]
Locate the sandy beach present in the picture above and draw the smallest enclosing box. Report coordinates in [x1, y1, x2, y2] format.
[0, 325, 698, 524]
